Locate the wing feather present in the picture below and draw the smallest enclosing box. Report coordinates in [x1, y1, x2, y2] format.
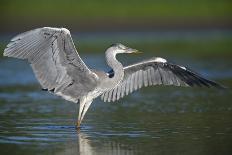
[101, 57, 224, 102]
[116, 84, 122, 100]
[121, 81, 126, 98]
[4, 27, 98, 102]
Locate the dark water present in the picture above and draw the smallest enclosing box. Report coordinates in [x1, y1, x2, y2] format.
[0, 33, 232, 155]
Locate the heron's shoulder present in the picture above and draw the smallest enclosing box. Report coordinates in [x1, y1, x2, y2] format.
[91, 70, 108, 78]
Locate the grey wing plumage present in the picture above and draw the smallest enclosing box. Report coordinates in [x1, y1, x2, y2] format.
[4, 27, 98, 102]
[101, 57, 223, 102]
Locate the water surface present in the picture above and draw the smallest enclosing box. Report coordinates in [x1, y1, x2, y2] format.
[0, 32, 232, 155]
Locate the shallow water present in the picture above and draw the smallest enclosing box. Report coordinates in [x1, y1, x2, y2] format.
[0, 32, 232, 155]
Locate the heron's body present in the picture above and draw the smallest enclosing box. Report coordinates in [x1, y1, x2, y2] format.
[3, 27, 224, 128]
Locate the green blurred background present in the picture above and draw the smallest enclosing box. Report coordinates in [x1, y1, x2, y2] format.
[0, 0, 231, 58]
[1, 0, 231, 32]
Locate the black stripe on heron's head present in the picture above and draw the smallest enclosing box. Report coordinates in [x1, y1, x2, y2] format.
[109, 43, 121, 48]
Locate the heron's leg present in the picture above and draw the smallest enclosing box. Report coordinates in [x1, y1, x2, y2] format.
[77, 98, 86, 128]
[77, 97, 93, 128]
[80, 99, 93, 123]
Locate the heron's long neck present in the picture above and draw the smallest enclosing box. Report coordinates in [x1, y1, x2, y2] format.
[105, 50, 124, 89]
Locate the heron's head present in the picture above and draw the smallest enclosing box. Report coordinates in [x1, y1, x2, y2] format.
[108, 43, 141, 54]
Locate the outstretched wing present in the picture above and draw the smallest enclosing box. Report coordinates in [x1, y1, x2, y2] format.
[101, 57, 223, 102]
[4, 27, 98, 102]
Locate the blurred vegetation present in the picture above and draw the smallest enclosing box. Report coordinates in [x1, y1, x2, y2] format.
[1, 36, 231, 58]
[1, 0, 231, 33]
[0, 0, 231, 57]
[1, 0, 231, 19]
[76, 37, 232, 58]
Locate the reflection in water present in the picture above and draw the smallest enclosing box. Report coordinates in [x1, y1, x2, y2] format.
[79, 132, 135, 155]
[78, 133, 93, 155]
[56, 131, 136, 155]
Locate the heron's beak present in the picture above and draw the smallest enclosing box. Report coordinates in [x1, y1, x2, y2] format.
[133, 50, 142, 54]
[126, 48, 142, 54]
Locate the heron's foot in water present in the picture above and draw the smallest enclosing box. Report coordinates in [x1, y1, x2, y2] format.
[76, 120, 81, 129]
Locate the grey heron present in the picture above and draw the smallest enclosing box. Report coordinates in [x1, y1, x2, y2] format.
[3, 27, 224, 128]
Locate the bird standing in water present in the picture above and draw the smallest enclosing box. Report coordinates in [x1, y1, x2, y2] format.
[3, 27, 223, 128]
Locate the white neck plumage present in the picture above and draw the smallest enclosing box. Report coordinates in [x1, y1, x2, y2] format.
[105, 49, 124, 89]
